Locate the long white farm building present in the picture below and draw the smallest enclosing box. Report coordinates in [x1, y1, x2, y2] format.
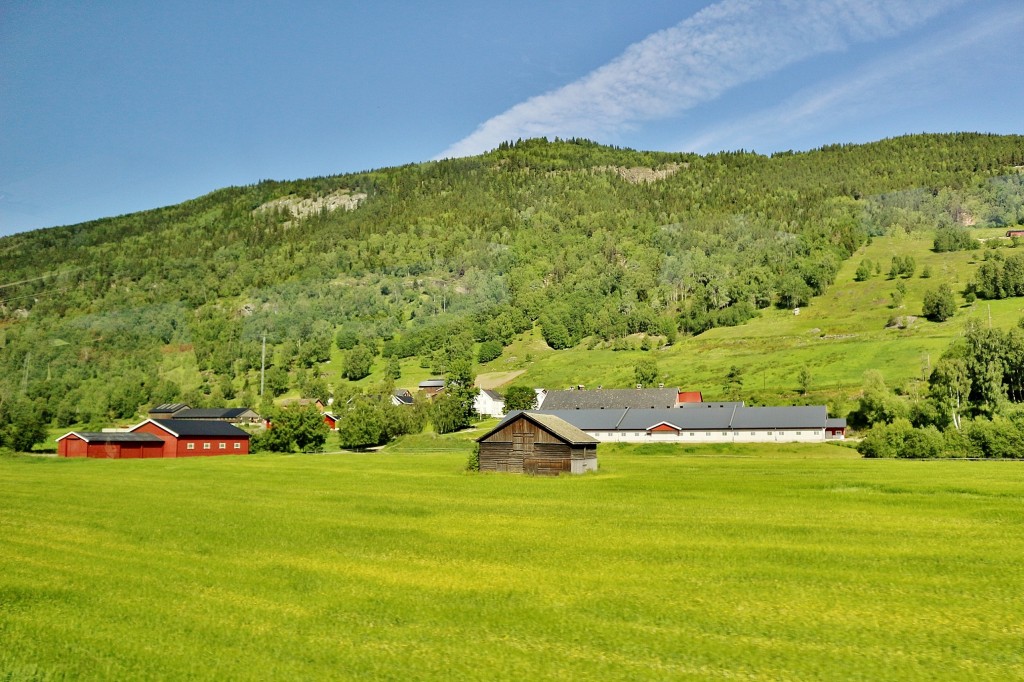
[500, 405, 845, 443]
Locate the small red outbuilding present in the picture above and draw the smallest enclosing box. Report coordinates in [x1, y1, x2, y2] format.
[57, 432, 166, 459]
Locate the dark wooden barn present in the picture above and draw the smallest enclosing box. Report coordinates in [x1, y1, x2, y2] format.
[476, 411, 598, 475]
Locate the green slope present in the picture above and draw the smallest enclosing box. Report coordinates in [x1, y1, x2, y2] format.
[1, 134, 1023, 436]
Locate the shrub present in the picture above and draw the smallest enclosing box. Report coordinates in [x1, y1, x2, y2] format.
[466, 443, 480, 472]
[857, 419, 914, 458]
[477, 340, 503, 364]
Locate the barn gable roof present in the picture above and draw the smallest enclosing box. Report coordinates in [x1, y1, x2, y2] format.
[133, 419, 251, 438]
[540, 388, 679, 410]
[56, 431, 164, 443]
[476, 411, 599, 445]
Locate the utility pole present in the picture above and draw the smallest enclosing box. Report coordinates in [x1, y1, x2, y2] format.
[260, 334, 266, 396]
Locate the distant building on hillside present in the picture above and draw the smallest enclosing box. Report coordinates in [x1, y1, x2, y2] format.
[148, 403, 191, 420]
[174, 407, 261, 425]
[541, 387, 681, 410]
[418, 379, 446, 399]
[474, 389, 505, 418]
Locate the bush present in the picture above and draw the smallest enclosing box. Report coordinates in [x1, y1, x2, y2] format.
[857, 419, 914, 458]
[477, 340, 503, 364]
[466, 443, 480, 472]
[922, 284, 956, 322]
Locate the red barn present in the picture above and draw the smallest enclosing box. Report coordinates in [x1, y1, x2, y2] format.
[129, 419, 250, 457]
[57, 432, 165, 459]
[323, 412, 338, 429]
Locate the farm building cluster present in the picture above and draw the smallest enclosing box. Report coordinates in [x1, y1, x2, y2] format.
[474, 386, 845, 476]
[56, 383, 843, 469]
[58, 419, 251, 459]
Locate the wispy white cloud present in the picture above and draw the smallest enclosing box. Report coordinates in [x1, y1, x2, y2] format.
[438, 0, 965, 159]
[680, 3, 1024, 153]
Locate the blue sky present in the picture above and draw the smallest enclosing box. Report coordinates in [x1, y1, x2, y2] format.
[2, 0, 1022, 236]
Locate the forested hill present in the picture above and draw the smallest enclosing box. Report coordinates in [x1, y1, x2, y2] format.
[1, 134, 1023, 428]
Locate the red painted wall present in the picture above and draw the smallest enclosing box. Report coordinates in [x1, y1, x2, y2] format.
[58, 436, 165, 459]
[130, 422, 249, 457]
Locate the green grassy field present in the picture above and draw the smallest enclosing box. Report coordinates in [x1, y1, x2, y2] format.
[3, 446, 1024, 680]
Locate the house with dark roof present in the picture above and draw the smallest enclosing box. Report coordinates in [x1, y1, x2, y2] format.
[391, 389, 415, 406]
[476, 411, 598, 475]
[519, 405, 841, 443]
[147, 403, 191, 419]
[418, 379, 446, 398]
[174, 407, 261, 424]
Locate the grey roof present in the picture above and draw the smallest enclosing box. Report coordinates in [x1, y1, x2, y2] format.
[419, 379, 446, 388]
[616, 407, 736, 431]
[174, 408, 257, 420]
[149, 403, 190, 414]
[476, 411, 598, 445]
[480, 389, 503, 400]
[731, 406, 827, 429]
[826, 417, 847, 429]
[679, 401, 744, 409]
[145, 419, 250, 438]
[541, 388, 679, 410]
[58, 432, 164, 443]
[392, 389, 414, 404]
[530, 409, 628, 431]
[532, 405, 830, 432]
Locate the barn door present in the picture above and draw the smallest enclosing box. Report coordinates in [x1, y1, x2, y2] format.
[512, 433, 527, 456]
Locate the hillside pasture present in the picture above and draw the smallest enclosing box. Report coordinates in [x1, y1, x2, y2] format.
[2, 446, 1024, 680]
[521, 232, 1024, 403]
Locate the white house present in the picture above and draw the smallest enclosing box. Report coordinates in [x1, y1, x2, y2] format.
[474, 389, 505, 419]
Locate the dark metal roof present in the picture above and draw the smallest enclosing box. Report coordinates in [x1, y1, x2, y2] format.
[826, 417, 847, 429]
[476, 411, 598, 445]
[540, 388, 679, 410]
[480, 389, 503, 400]
[678, 401, 744, 409]
[174, 408, 257, 420]
[392, 390, 414, 405]
[731, 406, 827, 429]
[149, 403, 190, 414]
[528, 409, 628, 430]
[145, 419, 250, 438]
[58, 432, 164, 443]
[617, 407, 737, 430]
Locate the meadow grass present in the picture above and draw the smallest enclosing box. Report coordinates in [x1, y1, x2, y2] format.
[3, 446, 1024, 680]
[516, 233, 1024, 403]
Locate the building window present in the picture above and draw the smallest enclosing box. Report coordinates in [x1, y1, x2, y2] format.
[234, 442, 241, 449]
[186, 443, 195, 450]
[203, 442, 211, 450]
[751, 432, 756, 436]
[706, 432, 711, 436]
[795, 431, 802, 436]
[722, 432, 728, 436]
[219, 442, 226, 449]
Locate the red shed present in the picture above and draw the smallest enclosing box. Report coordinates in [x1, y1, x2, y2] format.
[57, 432, 166, 459]
[323, 412, 338, 430]
[130, 419, 250, 457]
